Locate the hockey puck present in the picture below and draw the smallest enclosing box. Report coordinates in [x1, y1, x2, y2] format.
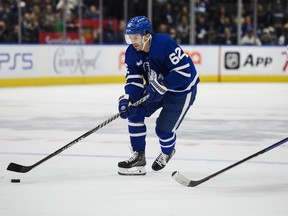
[11, 179, 20, 183]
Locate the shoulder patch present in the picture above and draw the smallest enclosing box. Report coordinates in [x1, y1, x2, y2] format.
[136, 60, 143, 66]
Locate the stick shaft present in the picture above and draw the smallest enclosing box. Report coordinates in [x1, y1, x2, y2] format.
[172, 137, 288, 187]
[202, 137, 288, 182]
[7, 94, 149, 173]
[31, 113, 120, 169]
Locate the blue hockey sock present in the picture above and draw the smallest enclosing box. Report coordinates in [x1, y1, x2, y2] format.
[155, 127, 176, 155]
[128, 121, 147, 151]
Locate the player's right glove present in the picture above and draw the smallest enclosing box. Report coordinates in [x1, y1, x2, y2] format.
[118, 94, 137, 119]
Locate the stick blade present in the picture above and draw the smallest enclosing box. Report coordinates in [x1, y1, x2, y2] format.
[7, 162, 32, 173]
[172, 171, 203, 187]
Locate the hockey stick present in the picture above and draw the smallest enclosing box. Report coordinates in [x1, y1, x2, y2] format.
[7, 94, 149, 173]
[172, 137, 288, 187]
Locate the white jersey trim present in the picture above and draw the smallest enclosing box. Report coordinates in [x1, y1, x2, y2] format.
[128, 121, 145, 127]
[125, 82, 144, 89]
[172, 92, 192, 132]
[168, 73, 198, 93]
[160, 142, 176, 148]
[170, 63, 191, 78]
[129, 132, 147, 137]
[159, 133, 176, 142]
[126, 74, 143, 80]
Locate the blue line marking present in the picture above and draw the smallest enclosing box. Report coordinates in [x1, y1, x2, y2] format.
[1, 152, 288, 165]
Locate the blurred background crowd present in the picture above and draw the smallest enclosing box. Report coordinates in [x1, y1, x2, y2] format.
[0, 0, 287, 45]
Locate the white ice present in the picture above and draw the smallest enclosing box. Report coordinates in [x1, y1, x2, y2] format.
[0, 83, 287, 216]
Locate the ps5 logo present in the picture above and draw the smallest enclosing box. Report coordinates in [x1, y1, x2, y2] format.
[0, 52, 33, 70]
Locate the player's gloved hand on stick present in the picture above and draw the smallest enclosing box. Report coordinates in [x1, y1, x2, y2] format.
[144, 79, 167, 104]
[118, 94, 137, 119]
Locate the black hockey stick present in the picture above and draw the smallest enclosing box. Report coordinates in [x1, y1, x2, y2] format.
[172, 137, 288, 187]
[7, 94, 149, 173]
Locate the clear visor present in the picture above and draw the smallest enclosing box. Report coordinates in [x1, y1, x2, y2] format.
[125, 34, 142, 44]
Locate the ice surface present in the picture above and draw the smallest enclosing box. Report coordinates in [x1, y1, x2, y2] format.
[0, 83, 287, 216]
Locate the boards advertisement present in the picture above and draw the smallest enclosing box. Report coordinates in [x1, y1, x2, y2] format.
[0, 45, 287, 87]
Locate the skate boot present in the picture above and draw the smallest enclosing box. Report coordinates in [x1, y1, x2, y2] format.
[118, 151, 146, 175]
[152, 149, 176, 171]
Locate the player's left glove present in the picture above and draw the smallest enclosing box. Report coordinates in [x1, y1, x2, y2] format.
[144, 79, 167, 104]
[118, 94, 137, 119]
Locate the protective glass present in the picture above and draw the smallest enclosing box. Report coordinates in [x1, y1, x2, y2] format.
[125, 34, 142, 44]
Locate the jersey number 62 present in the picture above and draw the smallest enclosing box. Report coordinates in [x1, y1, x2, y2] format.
[169, 47, 186, 65]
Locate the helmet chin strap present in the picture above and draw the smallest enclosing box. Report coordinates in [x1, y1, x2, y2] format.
[141, 34, 152, 51]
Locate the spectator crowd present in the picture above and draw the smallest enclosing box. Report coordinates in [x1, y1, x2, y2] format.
[0, 0, 287, 45]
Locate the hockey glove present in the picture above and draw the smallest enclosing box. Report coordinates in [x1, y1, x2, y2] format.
[144, 80, 167, 104]
[118, 94, 137, 119]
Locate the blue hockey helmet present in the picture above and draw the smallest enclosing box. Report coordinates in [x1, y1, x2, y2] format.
[125, 16, 153, 36]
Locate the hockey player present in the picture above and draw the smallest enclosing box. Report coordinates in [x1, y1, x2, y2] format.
[118, 16, 199, 175]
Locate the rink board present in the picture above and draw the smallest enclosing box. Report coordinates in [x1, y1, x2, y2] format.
[0, 45, 287, 87]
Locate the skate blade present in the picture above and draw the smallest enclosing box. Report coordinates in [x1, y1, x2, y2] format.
[118, 167, 146, 176]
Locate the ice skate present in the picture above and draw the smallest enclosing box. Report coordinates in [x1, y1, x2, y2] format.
[152, 149, 176, 171]
[118, 151, 146, 175]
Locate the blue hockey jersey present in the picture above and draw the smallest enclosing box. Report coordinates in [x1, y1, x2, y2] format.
[124, 33, 199, 102]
